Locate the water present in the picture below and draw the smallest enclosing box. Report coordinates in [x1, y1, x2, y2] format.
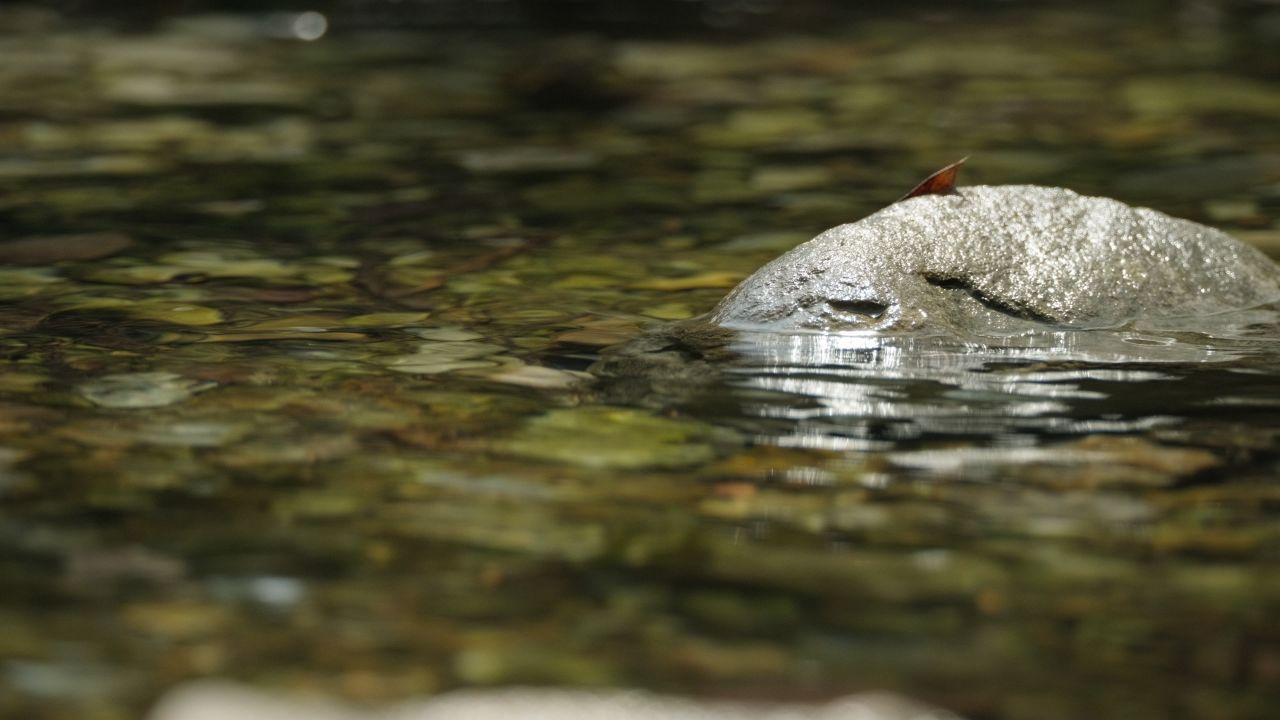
[1, 2, 1279, 719]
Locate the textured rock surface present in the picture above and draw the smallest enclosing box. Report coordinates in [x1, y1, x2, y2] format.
[711, 186, 1280, 331]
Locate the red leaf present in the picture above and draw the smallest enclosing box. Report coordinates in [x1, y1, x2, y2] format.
[897, 157, 968, 203]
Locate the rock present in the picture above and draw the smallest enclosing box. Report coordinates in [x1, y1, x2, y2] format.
[128, 302, 225, 326]
[207, 576, 306, 610]
[81, 250, 357, 286]
[494, 407, 738, 470]
[342, 312, 431, 328]
[56, 417, 253, 449]
[0, 232, 134, 264]
[4, 659, 132, 701]
[0, 267, 64, 301]
[148, 682, 967, 720]
[553, 319, 642, 348]
[377, 340, 506, 375]
[0, 446, 28, 492]
[0, 370, 46, 393]
[889, 436, 1219, 489]
[62, 546, 186, 590]
[710, 185, 1280, 332]
[456, 147, 598, 174]
[214, 432, 359, 467]
[484, 364, 593, 390]
[0, 155, 162, 178]
[406, 327, 485, 342]
[79, 372, 216, 409]
[132, 419, 253, 448]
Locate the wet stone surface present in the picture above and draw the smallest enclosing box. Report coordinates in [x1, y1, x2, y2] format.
[1, 3, 1279, 720]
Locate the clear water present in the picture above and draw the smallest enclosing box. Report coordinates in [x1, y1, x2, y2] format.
[1, 3, 1278, 719]
[722, 316, 1280, 448]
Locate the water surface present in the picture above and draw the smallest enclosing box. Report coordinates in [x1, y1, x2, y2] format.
[1, 3, 1279, 719]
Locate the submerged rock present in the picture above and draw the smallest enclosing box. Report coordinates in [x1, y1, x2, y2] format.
[79, 372, 216, 409]
[495, 406, 739, 469]
[711, 185, 1280, 332]
[0, 232, 133, 264]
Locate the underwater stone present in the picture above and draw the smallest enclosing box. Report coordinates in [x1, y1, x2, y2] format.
[79, 372, 216, 409]
[496, 407, 738, 470]
[377, 340, 505, 374]
[128, 302, 225, 326]
[710, 185, 1280, 332]
[132, 420, 253, 448]
[0, 232, 133, 264]
[456, 146, 598, 174]
[0, 371, 46, 393]
[485, 364, 593, 390]
[0, 446, 28, 492]
[0, 268, 63, 301]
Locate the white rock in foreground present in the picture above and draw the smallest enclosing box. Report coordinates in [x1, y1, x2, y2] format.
[148, 682, 967, 720]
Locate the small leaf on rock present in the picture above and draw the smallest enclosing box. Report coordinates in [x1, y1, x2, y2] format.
[898, 157, 967, 202]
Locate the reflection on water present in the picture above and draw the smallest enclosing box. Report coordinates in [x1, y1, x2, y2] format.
[724, 305, 1280, 452]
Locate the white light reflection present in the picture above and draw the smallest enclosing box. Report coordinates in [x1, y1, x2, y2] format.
[264, 11, 329, 41]
[292, 12, 329, 41]
[721, 316, 1280, 453]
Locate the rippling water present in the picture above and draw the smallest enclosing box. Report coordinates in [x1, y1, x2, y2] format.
[720, 307, 1280, 451]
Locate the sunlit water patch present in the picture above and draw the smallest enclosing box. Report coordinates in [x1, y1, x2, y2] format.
[713, 305, 1280, 454]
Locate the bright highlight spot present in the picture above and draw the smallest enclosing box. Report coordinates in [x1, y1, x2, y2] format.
[291, 11, 328, 41]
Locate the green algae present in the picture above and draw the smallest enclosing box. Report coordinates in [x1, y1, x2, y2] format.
[496, 406, 741, 470]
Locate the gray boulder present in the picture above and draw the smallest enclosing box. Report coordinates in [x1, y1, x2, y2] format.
[710, 186, 1280, 332]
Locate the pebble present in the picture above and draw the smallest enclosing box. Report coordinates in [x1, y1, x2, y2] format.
[484, 364, 593, 390]
[208, 576, 306, 610]
[5, 659, 131, 701]
[377, 340, 505, 375]
[132, 420, 253, 447]
[495, 407, 738, 470]
[79, 372, 217, 409]
[129, 303, 225, 326]
[0, 446, 28, 492]
[456, 147, 598, 174]
[0, 232, 134, 264]
[405, 327, 485, 342]
[0, 371, 46, 393]
[0, 268, 62, 301]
